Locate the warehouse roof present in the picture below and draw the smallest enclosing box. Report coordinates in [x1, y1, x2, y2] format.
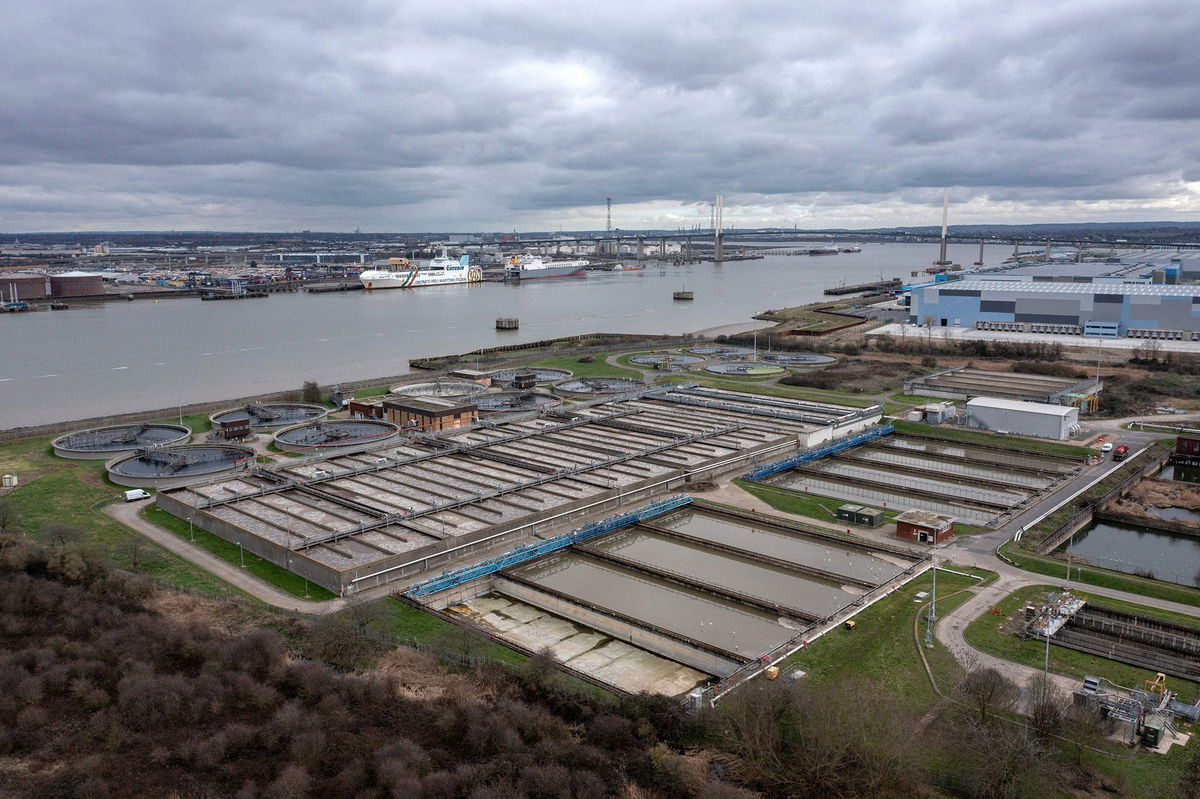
[965, 397, 1077, 417]
[931, 280, 1200, 298]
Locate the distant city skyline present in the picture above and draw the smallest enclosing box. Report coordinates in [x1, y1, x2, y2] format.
[2, 0, 1197, 232]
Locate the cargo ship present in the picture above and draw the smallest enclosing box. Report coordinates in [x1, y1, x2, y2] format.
[807, 245, 840, 256]
[505, 255, 589, 280]
[359, 251, 483, 289]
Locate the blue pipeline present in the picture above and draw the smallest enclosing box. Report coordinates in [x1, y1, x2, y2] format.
[742, 424, 895, 482]
[405, 494, 694, 598]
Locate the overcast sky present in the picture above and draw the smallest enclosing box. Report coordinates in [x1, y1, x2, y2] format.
[2, 0, 1197, 232]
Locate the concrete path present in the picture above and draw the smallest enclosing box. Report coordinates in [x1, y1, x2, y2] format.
[103, 501, 344, 614]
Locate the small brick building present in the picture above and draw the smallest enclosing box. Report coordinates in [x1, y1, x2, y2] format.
[380, 396, 477, 432]
[1177, 436, 1200, 465]
[894, 509, 955, 544]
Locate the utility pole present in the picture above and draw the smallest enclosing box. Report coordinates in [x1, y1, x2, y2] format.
[924, 553, 937, 648]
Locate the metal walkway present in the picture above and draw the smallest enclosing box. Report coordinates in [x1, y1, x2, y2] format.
[743, 423, 895, 481]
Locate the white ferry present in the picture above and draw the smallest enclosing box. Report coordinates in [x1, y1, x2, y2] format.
[359, 251, 483, 289]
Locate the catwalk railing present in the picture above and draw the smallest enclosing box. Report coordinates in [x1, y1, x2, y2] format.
[742, 423, 895, 481]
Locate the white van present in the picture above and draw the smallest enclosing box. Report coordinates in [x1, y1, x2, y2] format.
[123, 489, 152, 502]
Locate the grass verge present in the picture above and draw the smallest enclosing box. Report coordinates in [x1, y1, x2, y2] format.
[143, 505, 338, 601]
[963, 583, 1200, 702]
[783, 568, 993, 712]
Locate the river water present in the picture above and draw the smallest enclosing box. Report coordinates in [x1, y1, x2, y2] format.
[1, 242, 1002, 429]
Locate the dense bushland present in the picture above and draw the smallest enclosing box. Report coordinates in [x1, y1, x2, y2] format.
[0, 529, 739, 799]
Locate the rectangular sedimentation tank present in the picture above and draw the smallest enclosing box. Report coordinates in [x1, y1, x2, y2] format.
[157, 386, 882, 594]
[437, 506, 924, 695]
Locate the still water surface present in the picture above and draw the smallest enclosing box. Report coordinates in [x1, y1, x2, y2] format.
[1066, 521, 1200, 587]
[1, 242, 1001, 428]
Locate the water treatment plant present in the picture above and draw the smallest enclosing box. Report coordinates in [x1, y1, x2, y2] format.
[106, 443, 255, 488]
[156, 385, 884, 596]
[52, 422, 191, 459]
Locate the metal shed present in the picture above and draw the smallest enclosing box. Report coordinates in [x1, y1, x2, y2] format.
[964, 397, 1078, 440]
[836, 504, 863, 523]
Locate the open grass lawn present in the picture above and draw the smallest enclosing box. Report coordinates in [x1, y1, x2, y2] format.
[734, 479, 986, 536]
[1085, 737, 1195, 799]
[142, 505, 338, 601]
[783, 568, 993, 712]
[736, 480, 877, 525]
[1001, 542, 1200, 607]
[0, 433, 240, 596]
[889, 418, 1092, 459]
[963, 584, 1200, 702]
[524, 354, 642, 378]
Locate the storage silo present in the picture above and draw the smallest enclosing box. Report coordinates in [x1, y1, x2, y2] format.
[49, 272, 105, 297]
[0, 274, 48, 300]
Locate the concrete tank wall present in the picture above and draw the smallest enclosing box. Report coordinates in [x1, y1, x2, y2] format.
[494, 576, 737, 676]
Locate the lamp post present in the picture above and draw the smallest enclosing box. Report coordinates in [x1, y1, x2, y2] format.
[188, 516, 194, 543]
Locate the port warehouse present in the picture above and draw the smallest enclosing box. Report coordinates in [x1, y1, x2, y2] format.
[157, 385, 882, 595]
[904, 366, 1102, 412]
[908, 277, 1200, 337]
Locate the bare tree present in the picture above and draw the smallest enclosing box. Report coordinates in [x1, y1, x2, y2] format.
[114, 537, 163, 571]
[1062, 703, 1113, 765]
[301, 380, 322, 404]
[1136, 338, 1163, 362]
[0, 497, 20, 534]
[956, 667, 1020, 726]
[1025, 672, 1066, 740]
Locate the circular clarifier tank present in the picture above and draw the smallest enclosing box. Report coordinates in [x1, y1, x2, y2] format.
[554, 376, 644, 395]
[705, 362, 786, 376]
[390, 379, 488, 398]
[53, 423, 192, 459]
[474, 391, 563, 414]
[210, 402, 328, 431]
[275, 420, 400, 453]
[684, 345, 752, 356]
[628, 353, 705, 367]
[489, 368, 573, 384]
[762, 352, 838, 366]
[106, 444, 254, 488]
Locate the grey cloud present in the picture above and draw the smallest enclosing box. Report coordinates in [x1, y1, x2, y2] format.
[0, 0, 1197, 230]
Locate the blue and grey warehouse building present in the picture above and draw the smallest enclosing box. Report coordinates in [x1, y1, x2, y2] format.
[908, 278, 1200, 339]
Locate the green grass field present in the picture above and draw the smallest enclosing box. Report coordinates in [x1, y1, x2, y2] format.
[963, 584, 1200, 702]
[524, 354, 642, 378]
[784, 567, 994, 712]
[142, 505, 338, 601]
[0, 432, 239, 596]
